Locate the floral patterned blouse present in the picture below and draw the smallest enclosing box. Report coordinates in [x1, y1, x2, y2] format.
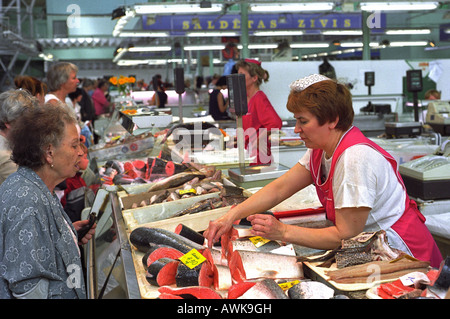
[0, 167, 86, 299]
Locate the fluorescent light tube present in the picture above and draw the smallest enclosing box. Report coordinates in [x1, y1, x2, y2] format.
[184, 44, 225, 51]
[385, 29, 431, 35]
[322, 30, 363, 35]
[134, 4, 222, 14]
[248, 44, 278, 49]
[253, 30, 304, 36]
[127, 46, 172, 52]
[290, 43, 329, 48]
[186, 31, 240, 37]
[389, 41, 429, 47]
[118, 31, 169, 37]
[250, 2, 334, 12]
[360, 2, 438, 11]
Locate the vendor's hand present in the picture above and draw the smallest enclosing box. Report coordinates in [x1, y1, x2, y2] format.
[203, 214, 234, 248]
[247, 214, 287, 242]
[73, 220, 97, 245]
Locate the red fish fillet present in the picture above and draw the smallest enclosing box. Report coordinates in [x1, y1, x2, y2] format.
[227, 281, 256, 299]
[158, 286, 222, 299]
[145, 247, 184, 268]
[146, 258, 180, 287]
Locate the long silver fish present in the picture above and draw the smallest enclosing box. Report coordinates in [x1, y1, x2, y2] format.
[238, 279, 288, 299]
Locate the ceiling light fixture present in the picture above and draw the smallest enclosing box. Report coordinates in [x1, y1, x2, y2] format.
[290, 43, 330, 48]
[134, 3, 222, 15]
[360, 2, 439, 11]
[186, 31, 240, 37]
[253, 30, 304, 36]
[249, 2, 334, 12]
[388, 41, 429, 47]
[322, 30, 363, 35]
[118, 31, 169, 37]
[184, 44, 225, 51]
[127, 46, 172, 52]
[385, 29, 431, 35]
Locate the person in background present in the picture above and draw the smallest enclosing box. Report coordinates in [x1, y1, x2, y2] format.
[208, 75, 230, 121]
[0, 103, 96, 299]
[424, 89, 441, 100]
[0, 90, 40, 184]
[235, 59, 282, 165]
[150, 75, 168, 108]
[14, 75, 48, 104]
[60, 136, 97, 223]
[92, 79, 112, 116]
[79, 78, 96, 123]
[45, 62, 79, 106]
[66, 87, 83, 121]
[207, 73, 220, 89]
[204, 74, 442, 268]
[136, 79, 149, 91]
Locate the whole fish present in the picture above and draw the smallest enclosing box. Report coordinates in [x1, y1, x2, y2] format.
[288, 281, 335, 299]
[229, 250, 303, 282]
[173, 197, 221, 218]
[130, 227, 204, 253]
[161, 122, 221, 143]
[238, 279, 288, 299]
[146, 171, 206, 192]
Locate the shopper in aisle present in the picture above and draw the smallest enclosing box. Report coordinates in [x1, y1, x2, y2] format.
[235, 59, 282, 165]
[14, 75, 48, 104]
[66, 87, 83, 121]
[79, 78, 96, 122]
[208, 75, 231, 121]
[0, 103, 95, 299]
[60, 136, 97, 223]
[0, 89, 40, 185]
[92, 79, 112, 116]
[45, 61, 80, 106]
[204, 74, 443, 268]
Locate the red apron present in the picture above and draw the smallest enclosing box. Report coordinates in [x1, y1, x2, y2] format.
[310, 126, 442, 267]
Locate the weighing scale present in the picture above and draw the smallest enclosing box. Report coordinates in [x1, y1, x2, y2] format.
[384, 70, 424, 138]
[399, 138, 450, 200]
[426, 101, 450, 136]
[225, 74, 289, 188]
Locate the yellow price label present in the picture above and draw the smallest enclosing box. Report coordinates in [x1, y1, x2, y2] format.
[278, 280, 300, 291]
[249, 236, 271, 248]
[179, 188, 196, 196]
[179, 249, 206, 269]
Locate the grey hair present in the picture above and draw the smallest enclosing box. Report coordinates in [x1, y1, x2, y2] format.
[46, 62, 78, 92]
[0, 89, 39, 131]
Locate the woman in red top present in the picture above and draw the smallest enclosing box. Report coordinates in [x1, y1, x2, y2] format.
[204, 74, 442, 267]
[235, 59, 282, 166]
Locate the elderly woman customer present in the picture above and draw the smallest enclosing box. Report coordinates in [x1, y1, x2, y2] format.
[0, 89, 40, 184]
[0, 103, 95, 299]
[205, 74, 442, 268]
[45, 62, 80, 107]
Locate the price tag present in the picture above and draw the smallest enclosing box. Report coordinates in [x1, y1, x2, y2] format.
[179, 188, 196, 196]
[179, 249, 206, 269]
[278, 280, 300, 291]
[249, 236, 271, 248]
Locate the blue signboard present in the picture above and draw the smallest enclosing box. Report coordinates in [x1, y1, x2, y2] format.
[142, 13, 386, 35]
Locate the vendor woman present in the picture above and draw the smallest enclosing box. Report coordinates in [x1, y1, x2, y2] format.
[204, 74, 443, 268]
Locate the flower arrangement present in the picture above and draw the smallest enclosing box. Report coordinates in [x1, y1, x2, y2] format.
[109, 75, 136, 96]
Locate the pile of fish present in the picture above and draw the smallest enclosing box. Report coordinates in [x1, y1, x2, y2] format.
[129, 224, 342, 299]
[375, 256, 450, 299]
[98, 157, 216, 186]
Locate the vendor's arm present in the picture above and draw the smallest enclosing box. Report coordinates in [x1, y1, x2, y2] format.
[249, 206, 370, 250]
[204, 163, 313, 247]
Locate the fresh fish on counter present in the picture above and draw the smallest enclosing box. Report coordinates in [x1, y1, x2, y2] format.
[142, 245, 184, 269]
[130, 227, 204, 254]
[174, 224, 205, 246]
[288, 281, 335, 299]
[238, 279, 288, 299]
[227, 281, 257, 299]
[173, 197, 222, 218]
[146, 257, 179, 286]
[175, 261, 214, 288]
[161, 122, 222, 144]
[157, 285, 223, 299]
[146, 171, 206, 192]
[229, 250, 303, 282]
[325, 257, 431, 284]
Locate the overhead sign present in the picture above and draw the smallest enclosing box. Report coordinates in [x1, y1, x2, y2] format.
[142, 13, 386, 35]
